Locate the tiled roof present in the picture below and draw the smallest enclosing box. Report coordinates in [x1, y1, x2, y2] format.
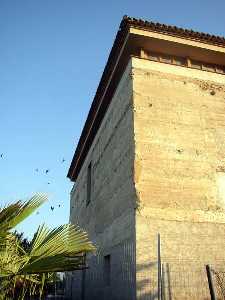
[68, 16, 225, 181]
[121, 16, 225, 47]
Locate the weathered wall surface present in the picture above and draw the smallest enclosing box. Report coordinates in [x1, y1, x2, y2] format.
[132, 57, 225, 300]
[68, 61, 136, 300]
[67, 54, 225, 300]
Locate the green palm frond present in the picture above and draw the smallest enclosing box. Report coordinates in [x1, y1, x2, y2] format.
[20, 254, 84, 274]
[30, 224, 95, 257]
[19, 223, 95, 274]
[0, 194, 96, 300]
[0, 194, 47, 235]
[10, 194, 47, 229]
[0, 203, 21, 237]
[0, 233, 28, 278]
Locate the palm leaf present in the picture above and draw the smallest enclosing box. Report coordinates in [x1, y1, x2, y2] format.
[19, 223, 95, 274]
[0, 194, 96, 299]
[0, 194, 47, 235]
[30, 224, 94, 256]
[0, 203, 21, 236]
[20, 255, 86, 273]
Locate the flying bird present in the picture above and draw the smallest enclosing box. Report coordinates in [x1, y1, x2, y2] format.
[62, 158, 65, 163]
[45, 169, 50, 174]
[35, 168, 39, 172]
[50, 206, 54, 211]
[47, 182, 51, 185]
[58, 204, 61, 208]
[0, 153, 3, 158]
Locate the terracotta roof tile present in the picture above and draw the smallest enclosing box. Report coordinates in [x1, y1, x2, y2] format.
[120, 16, 225, 46]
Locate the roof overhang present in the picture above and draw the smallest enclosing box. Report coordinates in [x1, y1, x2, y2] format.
[67, 16, 225, 182]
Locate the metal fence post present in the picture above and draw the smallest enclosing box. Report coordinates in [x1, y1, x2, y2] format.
[206, 265, 217, 300]
[161, 263, 165, 300]
[81, 254, 87, 300]
[158, 234, 161, 300]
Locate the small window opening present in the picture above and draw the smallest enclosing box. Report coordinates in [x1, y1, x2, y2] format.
[202, 63, 216, 72]
[148, 52, 159, 61]
[173, 56, 186, 66]
[86, 162, 92, 206]
[160, 54, 172, 64]
[191, 60, 202, 70]
[104, 255, 111, 286]
[216, 66, 225, 74]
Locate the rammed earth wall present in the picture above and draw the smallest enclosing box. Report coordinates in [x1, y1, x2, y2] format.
[132, 57, 225, 300]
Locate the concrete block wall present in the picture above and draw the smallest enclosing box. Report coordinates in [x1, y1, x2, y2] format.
[69, 60, 136, 300]
[132, 57, 225, 299]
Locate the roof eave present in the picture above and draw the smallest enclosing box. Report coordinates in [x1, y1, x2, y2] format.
[67, 16, 225, 182]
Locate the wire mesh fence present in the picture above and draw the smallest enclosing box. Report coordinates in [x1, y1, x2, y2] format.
[159, 261, 210, 300]
[63, 233, 225, 299]
[156, 233, 225, 300]
[210, 266, 225, 300]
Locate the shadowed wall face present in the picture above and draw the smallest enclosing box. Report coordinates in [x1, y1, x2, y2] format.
[68, 62, 136, 300]
[132, 56, 225, 299]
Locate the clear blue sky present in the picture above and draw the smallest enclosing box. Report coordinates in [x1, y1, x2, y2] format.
[0, 0, 225, 239]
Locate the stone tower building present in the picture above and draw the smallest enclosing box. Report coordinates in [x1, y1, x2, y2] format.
[67, 16, 225, 300]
